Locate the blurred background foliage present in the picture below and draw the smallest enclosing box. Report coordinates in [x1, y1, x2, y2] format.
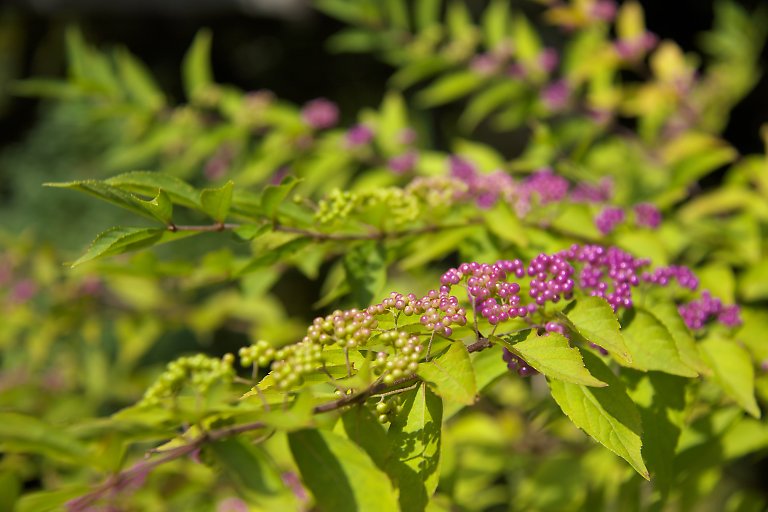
[1, 0, 768, 510]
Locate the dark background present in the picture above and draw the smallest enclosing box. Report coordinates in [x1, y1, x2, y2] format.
[1, 0, 766, 156]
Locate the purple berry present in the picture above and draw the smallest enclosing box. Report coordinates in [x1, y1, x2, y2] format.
[301, 98, 339, 129]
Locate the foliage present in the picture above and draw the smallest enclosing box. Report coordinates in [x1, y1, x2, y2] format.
[2, 0, 768, 510]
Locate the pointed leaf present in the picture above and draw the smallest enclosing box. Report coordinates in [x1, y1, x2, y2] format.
[288, 429, 399, 512]
[506, 332, 607, 387]
[548, 352, 649, 479]
[71, 227, 196, 267]
[621, 309, 698, 377]
[200, 180, 234, 222]
[416, 71, 484, 107]
[45, 180, 165, 222]
[563, 296, 632, 365]
[417, 342, 477, 405]
[183, 29, 214, 100]
[343, 242, 387, 308]
[640, 303, 708, 375]
[138, 189, 173, 224]
[386, 384, 443, 511]
[261, 176, 300, 218]
[700, 338, 760, 418]
[115, 47, 165, 110]
[105, 171, 201, 209]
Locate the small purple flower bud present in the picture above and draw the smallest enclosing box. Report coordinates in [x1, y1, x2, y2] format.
[470, 53, 500, 75]
[595, 207, 625, 235]
[538, 48, 559, 73]
[301, 98, 339, 129]
[542, 80, 570, 111]
[388, 151, 418, 174]
[634, 202, 661, 229]
[345, 123, 374, 147]
[590, 0, 617, 21]
[10, 279, 36, 303]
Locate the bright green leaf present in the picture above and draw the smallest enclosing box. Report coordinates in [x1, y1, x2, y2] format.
[563, 296, 632, 365]
[416, 71, 484, 108]
[417, 342, 477, 405]
[261, 177, 300, 218]
[621, 309, 698, 377]
[0, 413, 91, 465]
[700, 338, 760, 418]
[200, 180, 234, 222]
[344, 242, 387, 308]
[506, 331, 607, 387]
[548, 352, 650, 479]
[183, 29, 214, 101]
[640, 303, 708, 375]
[105, 171, 201, 209]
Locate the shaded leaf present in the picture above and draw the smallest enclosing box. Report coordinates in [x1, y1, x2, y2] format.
[200, 180, 234, 222]
[288, 429, 399, 512]
[621, 309, 698, 377]
[344, 242, 387, 308]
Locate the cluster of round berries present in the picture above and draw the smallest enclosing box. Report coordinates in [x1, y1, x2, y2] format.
[373, 395, 403, 424]
[527, 253, 576, 306]
[678, 291, 742, 330]
[405, 175, 469, 210]
[372, 331, 422, 384]
[595, 207, 626, 235]
[559, 244, 649, 311]
[270, 341, 324, 390]
[141, 354, 235, 406]
[238, 340, 276, 368]
[366, 291, 467, 336]
[641, 265, 698, 290]
[314, 188, 419, 227]
[303, 309, 378, 349]
[502, 348, 538, 377]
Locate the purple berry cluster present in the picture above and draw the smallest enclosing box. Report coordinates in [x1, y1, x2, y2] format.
[634, 203, 662, 229]
[449, 156, 515, 209]
[440, 260, 539, 325]
[521, 169, 570, 205]
[559, 244, 649, 311]
[366, 291, 468, 337]
[641, 265, 698, 290]
[300, 98, 339, 130]
[527, 253, 576, 306]
[502, 348, 538, 377]
[595, 206, 625, 235]
[678, 291, 742, 330]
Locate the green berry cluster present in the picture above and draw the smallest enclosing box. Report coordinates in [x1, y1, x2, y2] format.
[238, 340, 276, 367]
[270, 340, 324, 390]
[372, 330, 422, 384]
[303, 309, 378, 349]
[314, 187, 420, 227]
[374, 395, 403, 424]
[405, 176, 469, 209]
[140, 354, 235, 406]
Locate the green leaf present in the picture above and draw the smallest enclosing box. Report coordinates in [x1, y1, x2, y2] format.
[640, 303, 708, 375]
[399, 226, 474, 270]
[415, 0, 442, 30]
[417, 342, 477, 405]
[416, 71, 484, 107]
[483, 200, 529, 247]
[105, 171, 201, 209]
[138, 189, 173, 225]
[739, 259, 768, 301]
[700, 338, 760, 418]
[200, 180, 234, 222]
[288, 429, 399, 512]
[258, 390, 316, 430]
[343, 242, 387, 308]
[460, 81, 526, 131]
[261, 176, 300, 218]
[482, 0, 510, 50]
[183, 29, 214, 100]
[384, 0, 409, 30]
[548, 352, 650, 479]
[386, 384, 443, 511]
[621, 309, 698, 377]
[625, 371, 686, 496]
[0, 413, 91, 465]
[505, 331, 607, 387]
[563, 296, 632, 365]
[71, 227, 159, 267]
[236, 237, 312, 276]
[114, 47, 165, 110]
[16, 486, 91, 512]
[511, 14, 541, 60]
[45, 180, 168, 222]
[209, 437, 296, 509]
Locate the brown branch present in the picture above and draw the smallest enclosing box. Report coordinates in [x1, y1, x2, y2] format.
[70, 337, 494, 509]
